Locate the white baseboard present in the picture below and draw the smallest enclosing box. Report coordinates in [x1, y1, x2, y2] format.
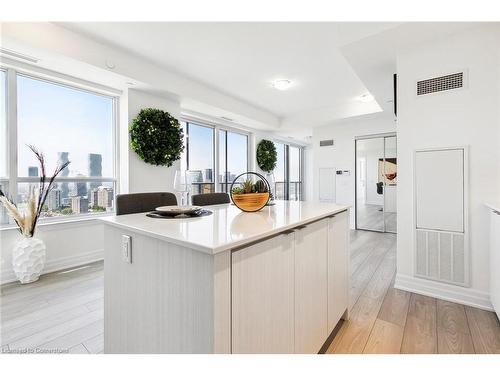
[1, 249, 103, 285]
[394, 273, 493, 311]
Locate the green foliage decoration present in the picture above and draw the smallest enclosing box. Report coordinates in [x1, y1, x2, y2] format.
[256, 139, 277, 173]
[130, 108, 184, 166]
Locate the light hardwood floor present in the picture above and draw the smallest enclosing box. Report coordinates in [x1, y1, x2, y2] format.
[1, 230, 499, 354]
[327, 230, 500, 354]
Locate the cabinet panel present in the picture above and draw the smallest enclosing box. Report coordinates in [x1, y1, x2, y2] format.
[328, 211, 349, 332]
[294, 220, 328, 353]
[231, 232, 295, 353]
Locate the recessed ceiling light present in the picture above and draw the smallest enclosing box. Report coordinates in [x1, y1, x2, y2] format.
[271, 79, 293, 91]
[357, 93, 374, 103]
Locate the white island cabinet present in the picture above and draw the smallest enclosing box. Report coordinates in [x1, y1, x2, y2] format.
[101, 201, 350, 354]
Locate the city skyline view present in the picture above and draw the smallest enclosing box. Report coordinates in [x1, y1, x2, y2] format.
[16, 74, 114, 178]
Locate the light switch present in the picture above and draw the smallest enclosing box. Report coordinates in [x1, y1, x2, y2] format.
[121, 235, 132, 263]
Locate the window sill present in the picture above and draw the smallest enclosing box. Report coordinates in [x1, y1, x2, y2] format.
[0, 212, 114, 232]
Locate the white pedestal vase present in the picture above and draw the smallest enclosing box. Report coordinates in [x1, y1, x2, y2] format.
[265, 172, 276, 205]
[12, 236, 46, 284]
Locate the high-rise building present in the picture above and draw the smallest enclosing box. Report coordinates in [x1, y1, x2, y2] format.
[89, 189, 99, 207]
[88, 153, 102, 191]
[28, 166, 39, 177]
[204, 168, 213, 182]
[76, 173, 87, 198]
[71, 196, 88, 214]
[97, 186, 114, 209]
[58, 152, 70, 199]
[47, 189, 62, 211]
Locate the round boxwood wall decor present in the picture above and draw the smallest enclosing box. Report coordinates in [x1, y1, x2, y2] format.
[256, 139, 277, 173]
[130, 108, 184, 166]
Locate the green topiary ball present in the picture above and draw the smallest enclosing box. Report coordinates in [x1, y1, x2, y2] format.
[130, 108, 184, 167]
[256, 139, 277, 173]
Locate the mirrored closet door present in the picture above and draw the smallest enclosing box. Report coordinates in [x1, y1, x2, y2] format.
[355, 134, 397, 233]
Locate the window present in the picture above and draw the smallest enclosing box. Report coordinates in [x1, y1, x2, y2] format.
[273, 141, 303, 201]
[0, 70, 7, 223]
[218, 130, 248, 192]
[181, 120, 248, 195]
[182, 122, 215, 194]
[1, 68, 117, 224]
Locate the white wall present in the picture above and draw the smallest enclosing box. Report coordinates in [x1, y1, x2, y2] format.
[395, 25, 500, 309]
[127, 89, 182, 194]
[0, 220, 104, 284]
[312, 113, 396, 228]
[0, 88, 185, 284]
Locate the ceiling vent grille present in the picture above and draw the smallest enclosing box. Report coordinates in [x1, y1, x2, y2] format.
[417, 72, 463, 96]
[320, 139, 334, 147]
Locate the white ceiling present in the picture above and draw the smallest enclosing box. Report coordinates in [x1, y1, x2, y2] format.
[55, 22, 484, 141]
[59, 23, 402, 134]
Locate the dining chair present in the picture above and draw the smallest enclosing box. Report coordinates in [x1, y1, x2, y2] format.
[116, 192, 177, 215]
[191, 192, 230, 206]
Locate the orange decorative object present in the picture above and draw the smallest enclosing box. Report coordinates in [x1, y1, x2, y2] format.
[230, 172, 271, 212]
[231, 192, 270, 212]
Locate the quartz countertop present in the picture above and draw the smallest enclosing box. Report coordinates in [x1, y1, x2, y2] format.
[100, 200, 349, 254]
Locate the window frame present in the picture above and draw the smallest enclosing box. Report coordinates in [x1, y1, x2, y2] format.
[272, 140, 304, 201]
[180, 117, 250, 194]
[0, 66, 120, 226]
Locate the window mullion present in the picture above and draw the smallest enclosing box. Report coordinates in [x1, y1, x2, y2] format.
[7, 68, 18, 204]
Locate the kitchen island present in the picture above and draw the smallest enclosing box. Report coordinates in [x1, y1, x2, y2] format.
[101, 200, 350, 354]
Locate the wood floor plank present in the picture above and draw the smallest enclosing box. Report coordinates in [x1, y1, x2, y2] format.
[329, 295, 382, 353]
[437, 327, 475, 354]
[436, 300, 474, 354]
[68, 343, 89, 354]
[38, 319, 103, 351]
[83, 333, 104, 354]
[363, 319, 404, 354]
[377, 286, 411, 327]
[401, 316, 437, 354]
[465, 306, 500, 354]
[406, 293, 437, 337]
[1, 305, 90, 345]
[8, 309, 102, 349]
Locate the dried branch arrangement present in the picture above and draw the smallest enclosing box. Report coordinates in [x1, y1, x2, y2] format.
[0, 145, 70, 237]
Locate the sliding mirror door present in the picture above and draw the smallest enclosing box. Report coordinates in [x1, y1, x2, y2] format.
[355, 134, 397, 233]
[383, 136, 397, 233]
[356, 137, 385, 231]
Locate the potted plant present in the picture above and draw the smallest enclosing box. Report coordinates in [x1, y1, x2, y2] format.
[256, 139, 277, 204]
[0, 146, 70, 284]
[230, 172, 270, 212]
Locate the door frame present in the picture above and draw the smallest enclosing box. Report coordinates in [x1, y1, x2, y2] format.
[354, 132, 397, 233]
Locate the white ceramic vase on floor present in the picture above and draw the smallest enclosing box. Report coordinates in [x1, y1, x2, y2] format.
[12, 236, 46, 284]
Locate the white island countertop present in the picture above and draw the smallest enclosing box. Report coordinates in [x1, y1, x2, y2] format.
[100, 200, 349, 254]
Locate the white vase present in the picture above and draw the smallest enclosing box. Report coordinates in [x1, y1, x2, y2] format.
[12, 236, 46, 284]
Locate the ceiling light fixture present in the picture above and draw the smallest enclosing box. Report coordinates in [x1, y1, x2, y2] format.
[271, 79, 293, 91]
[357, 93, 374, 103]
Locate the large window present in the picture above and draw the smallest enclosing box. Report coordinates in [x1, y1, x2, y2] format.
[181, 120, 248, 195]
[1, 68, 117, 224]
[182, 122, 215, 194]
[273, 141, 303, 201]
[218, 130, 248, 192]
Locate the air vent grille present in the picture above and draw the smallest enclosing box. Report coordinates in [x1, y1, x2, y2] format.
[417, 72, 463, 96]
[320, 140, 334, 147]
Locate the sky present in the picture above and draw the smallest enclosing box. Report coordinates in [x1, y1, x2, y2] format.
[16, 75, 114, 178]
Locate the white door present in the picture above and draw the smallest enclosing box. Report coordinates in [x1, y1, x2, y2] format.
[294, 220, 328, 353]
[231, 231, 295, 353]
[327, 211, 349, 332]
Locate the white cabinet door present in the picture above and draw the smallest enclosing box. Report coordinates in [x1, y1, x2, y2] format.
[327, 211, 349, 333]
[490, 210, 500, 318]
[231, 231, 295, 353]
[294, 220, 329, 353]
